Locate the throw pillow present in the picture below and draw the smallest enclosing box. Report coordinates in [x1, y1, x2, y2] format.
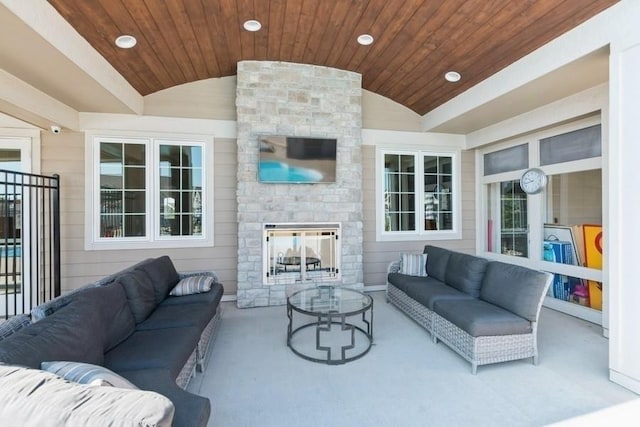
[169, 275, 214, 296]
[41, 361, 137, 389]
[399, 253, 428, 277]
[0, 314, 31, 342]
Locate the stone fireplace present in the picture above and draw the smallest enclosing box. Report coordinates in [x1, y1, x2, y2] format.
[236, 61, 363, 308]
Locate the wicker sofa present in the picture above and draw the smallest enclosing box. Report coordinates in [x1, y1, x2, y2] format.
[0, 256, 223, 427]
[387, 245, 552, 374]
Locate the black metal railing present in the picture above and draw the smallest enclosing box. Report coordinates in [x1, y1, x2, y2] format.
[0, 170, 60, 319]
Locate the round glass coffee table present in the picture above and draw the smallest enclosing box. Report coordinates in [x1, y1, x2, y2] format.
[286, 286, 373, 365]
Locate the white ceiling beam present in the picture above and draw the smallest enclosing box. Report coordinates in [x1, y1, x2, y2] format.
[0, 0, 143, 115]
[0, 69, 78, 130]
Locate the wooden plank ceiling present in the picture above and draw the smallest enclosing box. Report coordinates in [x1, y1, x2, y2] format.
[47, 0, 618, 116]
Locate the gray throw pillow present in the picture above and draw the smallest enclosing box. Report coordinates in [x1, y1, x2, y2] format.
[169, 275, 214, 296]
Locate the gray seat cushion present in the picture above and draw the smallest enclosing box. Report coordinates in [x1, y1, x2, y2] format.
[423, 245, 451, 282]
[434, 299, 532, 337]
[117, 269, 158, 323]
[445, 252, 489, 298]
[387, 273, 440, 295]
[120, 368, 210, 427]
[137, 303, 216, 332]
[135, 256, 181, 304]
[104, 327, 200, 377]
[480, 261, 552, 321]
[403, 279, 475, 310]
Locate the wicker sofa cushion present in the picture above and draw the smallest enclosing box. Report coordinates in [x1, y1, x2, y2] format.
[400, 278, 474, 310]
[480, 262, 552, 321]
[0, 298, 105, 368]
[0, 314, 31, 341]
[433, 299, 532, 337]
[118, 269, 158, 324]
[423, 245, 451, 282]
[78, 283, 135, 352]
[387, 273, 441, 295]
[135, 256, 181, 304]
[444, 252, 489, 298]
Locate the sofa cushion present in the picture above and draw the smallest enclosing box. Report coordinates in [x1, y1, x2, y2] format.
[0, 365, 174, 427]
[423, 245, 451, 282]
[160, 281, 224, 307]
[78, 282, 135, 352]
[445, 252, 489, 298]
[388, 273, 433, 295]
[137, 302, 217, 332]
[41, 361, 138, 389]
[405, 279, 476, 310]
[0, 314, 31, 341]
[104, 327, 201, 377]
[135, 256, 181, 304]
[118, 269, 158, 323]
[0, 299, 104, 368]
[433, 299, 532, 337]
[399, 253, 428, 276]
[31, 282, 99, 321]
[120, 368, 210, 427]
[480, 262, 552, 321]
[170, 275, 214, 296]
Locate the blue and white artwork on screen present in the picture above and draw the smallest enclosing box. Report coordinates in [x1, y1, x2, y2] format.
[258, 136, 337, 183]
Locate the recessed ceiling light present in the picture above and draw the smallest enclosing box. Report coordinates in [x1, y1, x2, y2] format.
[243, 19, 262, 32]
[115, 35, 137, 49]
[445, 71, 461, 82]
[357, 34, 374, 46]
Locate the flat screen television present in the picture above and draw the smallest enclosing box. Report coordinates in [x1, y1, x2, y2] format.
[258, 135, 337, 183]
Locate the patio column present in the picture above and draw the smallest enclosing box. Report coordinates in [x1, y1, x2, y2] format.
[608, 36, 640, 395]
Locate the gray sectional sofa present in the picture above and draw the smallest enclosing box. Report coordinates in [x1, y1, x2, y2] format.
[0, 255, 223, 427]
[387, 245, 552, 373]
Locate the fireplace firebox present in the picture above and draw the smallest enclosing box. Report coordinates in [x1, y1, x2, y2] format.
[263, 223, 340, 285]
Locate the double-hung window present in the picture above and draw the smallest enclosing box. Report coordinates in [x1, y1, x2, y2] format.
[86, 134, 213, 250]
[377, 148, 461, 241]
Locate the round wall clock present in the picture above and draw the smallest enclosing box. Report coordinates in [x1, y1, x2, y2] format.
[519, 168, 547, 194]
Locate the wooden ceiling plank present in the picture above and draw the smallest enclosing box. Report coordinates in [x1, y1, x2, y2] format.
[266, 0, 287, 59]
[323, 0, 369, 68]
[289, 0, 322, 65]
[183, 0, 223, 77]
[409, 0, 618, 114]
[301, 0, 341, 66]
[401, 0, 563, 112]
[236, 0, 256, 60]
[163, 0, 211, 82]
[347, 0, 426, 72]
[381, 0, 514, 105]
[49, 0, 155, 95]
[278, 0, 303, 59]
[332, 0, 389, 72]
[200, 0, 235, 76]
[311, 0, 352, 66]
[364, 1, 455, 93]
[218, 0, 244, 70]
[114, 0, 186, 91]
[141, 0, 201, 88]
[251, 0, 271, 61]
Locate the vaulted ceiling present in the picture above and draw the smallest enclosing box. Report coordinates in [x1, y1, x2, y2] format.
[46, 0, 618, 116]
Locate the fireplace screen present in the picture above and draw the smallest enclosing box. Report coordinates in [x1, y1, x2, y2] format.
[264, 223, 340, 284]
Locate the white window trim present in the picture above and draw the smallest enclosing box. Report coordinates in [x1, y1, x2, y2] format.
[376, 145, 462, 242]
[477, 116, 602, 260]
[84, 132, 214, 250]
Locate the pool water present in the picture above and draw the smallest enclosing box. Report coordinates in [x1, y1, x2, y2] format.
[259, 160, 323, 183]
[0, 245, 21, 257]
